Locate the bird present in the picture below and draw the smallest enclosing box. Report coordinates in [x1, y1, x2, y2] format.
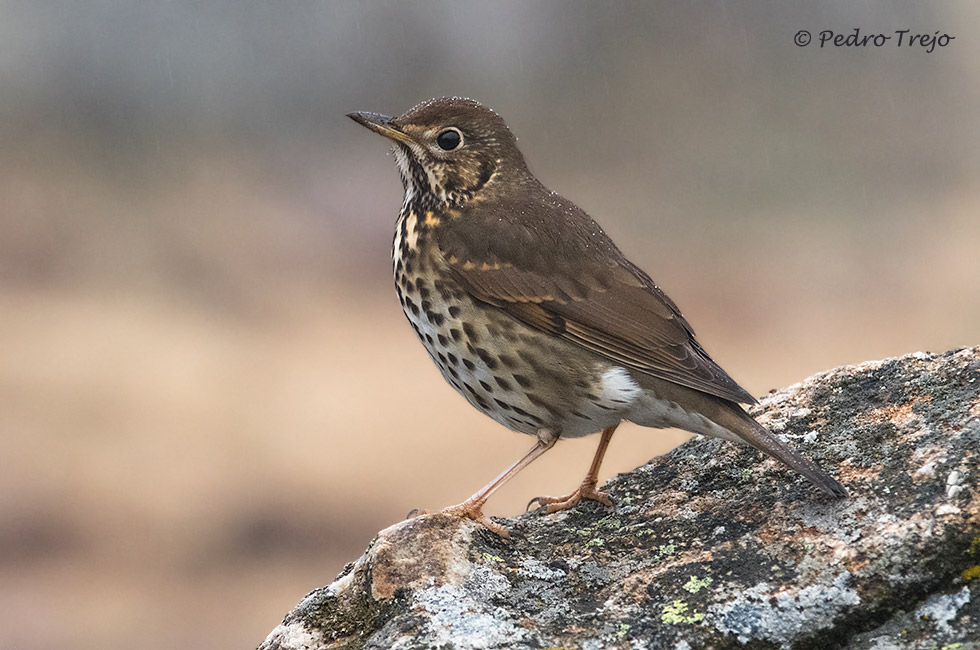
[347, 97, 847, 536]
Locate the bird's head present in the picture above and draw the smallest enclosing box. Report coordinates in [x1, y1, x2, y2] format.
[348, 97, 529, 209]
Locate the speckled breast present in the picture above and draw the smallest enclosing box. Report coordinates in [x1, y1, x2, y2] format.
[391, 209, 636, 439]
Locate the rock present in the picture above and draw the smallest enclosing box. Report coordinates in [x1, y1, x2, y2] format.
[259, 348, 980, 650]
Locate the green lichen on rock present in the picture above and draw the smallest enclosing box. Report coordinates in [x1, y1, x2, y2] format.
[260, 348, 980, 650]
[683, 575, 713, 594]
[662, 599, 705, 624]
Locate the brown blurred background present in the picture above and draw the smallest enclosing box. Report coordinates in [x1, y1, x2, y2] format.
[1, 1, 978, 648]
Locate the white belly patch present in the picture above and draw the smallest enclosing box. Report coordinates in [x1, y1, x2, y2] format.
[556, 366, 642, 438]
[600, 367, 643, 406]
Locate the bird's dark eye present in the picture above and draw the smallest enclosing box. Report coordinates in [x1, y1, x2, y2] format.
[436, 128, 462, 151]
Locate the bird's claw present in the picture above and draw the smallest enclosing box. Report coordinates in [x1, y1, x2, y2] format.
[442, 501, 511, 538]
[406, 502, 511, 537]
[527, 484, 613, 514]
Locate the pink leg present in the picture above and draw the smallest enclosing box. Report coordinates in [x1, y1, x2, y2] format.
[527, 424, 618, 514]
[412, 430, 558, 537]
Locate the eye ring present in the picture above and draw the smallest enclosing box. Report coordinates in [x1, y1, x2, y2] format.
[436, 128, 462, 151]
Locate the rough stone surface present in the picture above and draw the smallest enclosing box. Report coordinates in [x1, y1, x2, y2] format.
[259, 348, 980, 650]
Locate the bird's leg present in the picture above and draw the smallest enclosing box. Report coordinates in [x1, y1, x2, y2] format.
[411, 430, 558, 538]
[528, 423, 618, 514]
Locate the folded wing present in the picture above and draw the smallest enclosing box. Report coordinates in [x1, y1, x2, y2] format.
[436, 196, 757, 405]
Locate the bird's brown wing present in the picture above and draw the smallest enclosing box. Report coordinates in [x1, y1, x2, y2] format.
[435, 196, 757, 405]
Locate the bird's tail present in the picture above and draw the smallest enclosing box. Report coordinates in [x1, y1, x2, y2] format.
[712, 404, 849, 498]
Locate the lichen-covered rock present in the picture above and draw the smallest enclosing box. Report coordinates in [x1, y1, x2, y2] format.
[259, 348, 980, 650]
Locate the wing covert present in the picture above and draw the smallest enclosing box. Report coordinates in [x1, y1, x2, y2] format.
[434, 198, 757, 405]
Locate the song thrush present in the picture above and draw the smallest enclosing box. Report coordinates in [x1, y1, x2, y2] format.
[348, 97, 847, 536]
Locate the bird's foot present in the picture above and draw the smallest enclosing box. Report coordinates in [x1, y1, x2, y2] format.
[527, 482, 613, 514]
[406, 501, 510, 538]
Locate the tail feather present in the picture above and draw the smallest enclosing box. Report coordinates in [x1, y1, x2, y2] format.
[713, 405, 849, 498]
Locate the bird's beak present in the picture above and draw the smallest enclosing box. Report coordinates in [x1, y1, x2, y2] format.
[347, 111, 415, 146]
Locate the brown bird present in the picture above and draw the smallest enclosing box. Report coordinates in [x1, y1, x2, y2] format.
[348, 97, 847, 536]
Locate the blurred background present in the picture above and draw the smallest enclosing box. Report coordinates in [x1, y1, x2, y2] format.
[1, 1, 978, 648]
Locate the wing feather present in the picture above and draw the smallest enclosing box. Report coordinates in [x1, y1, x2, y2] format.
[435, 193, 758, 405]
